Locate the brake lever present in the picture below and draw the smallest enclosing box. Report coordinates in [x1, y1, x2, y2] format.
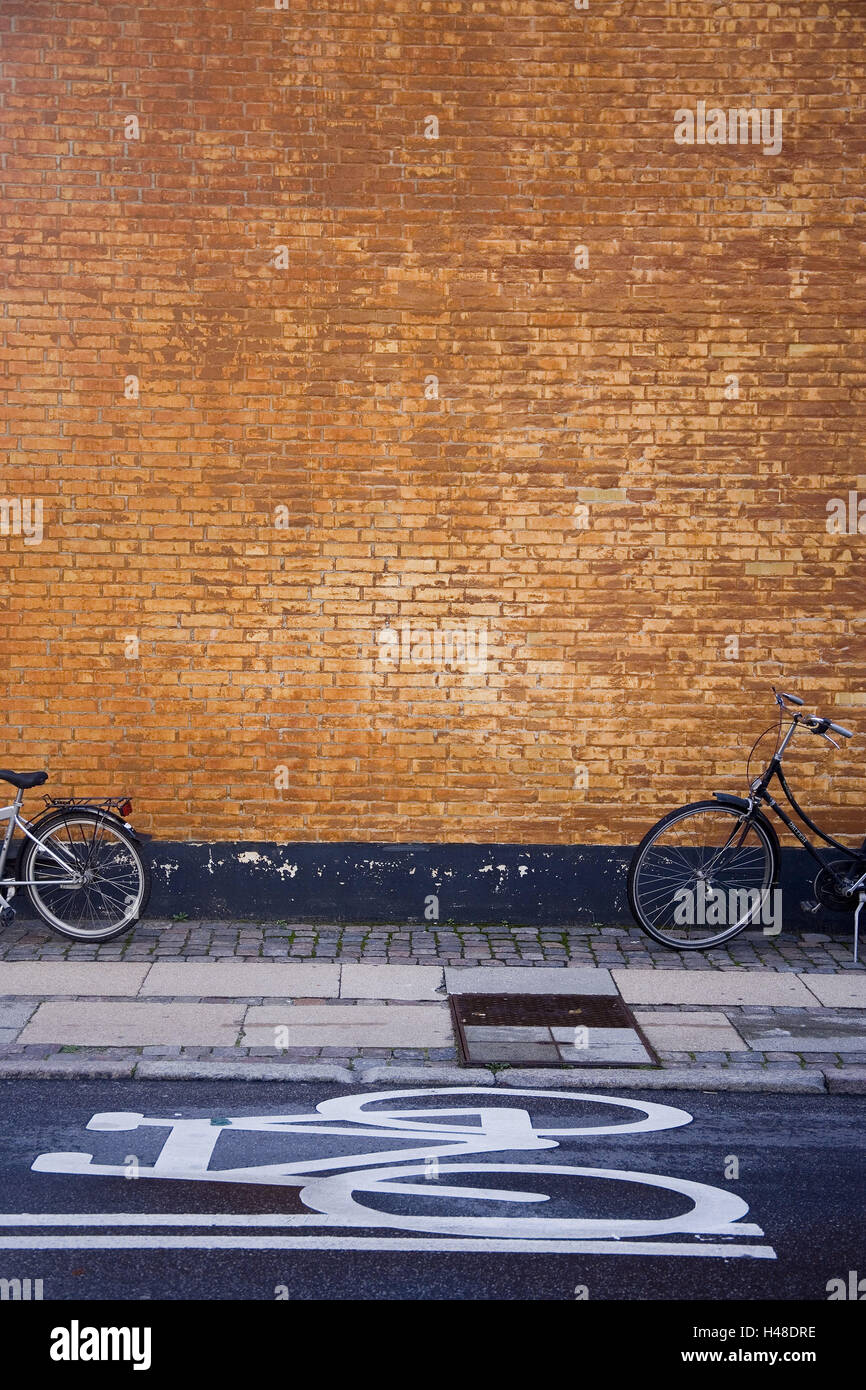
[819, 731, 841, 750]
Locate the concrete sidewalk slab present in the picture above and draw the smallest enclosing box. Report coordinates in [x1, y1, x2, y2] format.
[554, 1031, 652, 1064]
[0, 1002, 37, 1030]
[0, 1001, 37, 1047]
[464, 1026, 550, 1042]
[613, 970, 816, 1006]
[242, 1003, 453, 1048]
[464, 1042, 559, 1062]
[0, 963, 150, 997]
[139, 962, 340, 998]
[340, 965, 444, 1000]
[19, 1002, 244, 1047]
[633, 1010, 746, 1053]
[444, 966, 616, 995]
[737, 1011, 866, 1052]
[800, 974, 866, 1008]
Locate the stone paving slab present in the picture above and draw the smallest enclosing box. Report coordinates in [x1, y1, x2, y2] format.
[0, 963, 150, 996]
[467, 1042, 560, 1062]
[736, 1011, 866, 1052]
[549, 1026, 653, 1064]
[632, 1010, 746, 1052]
[243, 1004, 453, 1048]
[613, 969, 817, 1006]
[459, 1017, 652, 1066]
[18, 1003, 244, 1047]
[549, 1025, 636, 1046]
[800, 974, 866, 1008]
[555, 1037, 651, 1064]
[464, 1025, 550, 1042]
[339, 965, 444, 1000]
[637, 1022, 747, 1053]
[0, 1002, 37, 1030]
[139, 962, 340, 998]
[633, 1009, 737, 1026]
[445, 966, 617, 995]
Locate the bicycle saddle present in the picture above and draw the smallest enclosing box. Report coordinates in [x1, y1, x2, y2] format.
[0, 769, 48, 789]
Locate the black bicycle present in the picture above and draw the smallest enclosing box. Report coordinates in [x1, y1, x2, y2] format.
[627, 689, 865, 951]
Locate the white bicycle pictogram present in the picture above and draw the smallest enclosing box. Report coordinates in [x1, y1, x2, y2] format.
[28, 1088, 775, 1256]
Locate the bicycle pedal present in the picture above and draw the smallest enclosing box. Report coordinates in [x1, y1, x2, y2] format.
[0, 904, 16, 927]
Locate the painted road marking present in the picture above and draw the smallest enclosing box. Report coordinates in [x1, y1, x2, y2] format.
[24, 1088, 775, 1257]
[0, 1236, 776, 1257]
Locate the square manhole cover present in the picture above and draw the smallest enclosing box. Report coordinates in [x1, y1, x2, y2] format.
[450, 993, 658, 1067]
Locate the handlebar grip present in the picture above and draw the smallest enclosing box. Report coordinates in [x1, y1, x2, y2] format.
[805, 714, 854, 739]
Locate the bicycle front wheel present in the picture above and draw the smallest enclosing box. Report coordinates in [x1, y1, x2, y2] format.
[20, 811, 150, 941]
[627, 801, 778, 949]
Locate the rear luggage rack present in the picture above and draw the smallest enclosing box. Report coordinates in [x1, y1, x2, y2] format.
[42, 796, 132, 813]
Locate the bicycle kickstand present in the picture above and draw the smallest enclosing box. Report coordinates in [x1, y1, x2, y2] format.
[853, 892, 866, 965]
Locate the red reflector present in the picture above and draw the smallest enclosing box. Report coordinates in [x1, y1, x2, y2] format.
[119, 799, 133, 817]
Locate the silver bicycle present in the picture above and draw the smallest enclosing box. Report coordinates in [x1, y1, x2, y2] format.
[0, 769, 150, 941]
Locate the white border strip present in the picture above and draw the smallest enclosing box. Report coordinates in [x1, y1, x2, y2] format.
[0, 1234, 776, 1256]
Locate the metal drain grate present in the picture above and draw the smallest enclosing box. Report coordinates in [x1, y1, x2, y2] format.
[452, 993, 635, 1029]
[450, 993, 658, 1068]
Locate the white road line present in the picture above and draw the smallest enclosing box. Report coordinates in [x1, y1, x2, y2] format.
[0, 1235, 777, 1256]
[0, 1213, 329, 1227]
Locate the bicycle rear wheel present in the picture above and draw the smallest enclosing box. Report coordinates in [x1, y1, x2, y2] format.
[20, 810, 150, 941]
[627, 801, 778, 949]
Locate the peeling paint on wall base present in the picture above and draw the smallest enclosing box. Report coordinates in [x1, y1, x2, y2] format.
[122, 844, 832, 930]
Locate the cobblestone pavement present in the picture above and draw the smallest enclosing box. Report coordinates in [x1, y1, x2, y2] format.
[0, 918, 862, 972]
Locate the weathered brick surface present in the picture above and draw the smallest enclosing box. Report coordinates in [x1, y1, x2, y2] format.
[1, 2, 865, 844]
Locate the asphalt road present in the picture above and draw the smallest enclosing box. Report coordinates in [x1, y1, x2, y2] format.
[0, 1079, 863, 1303]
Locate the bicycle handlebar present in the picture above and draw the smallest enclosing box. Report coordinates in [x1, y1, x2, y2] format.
[774, 689, 804, 707]
[772, 687, 854, 739]
[802, 713, 854, 740]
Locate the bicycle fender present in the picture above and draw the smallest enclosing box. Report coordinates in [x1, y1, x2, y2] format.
[20, 806, 145, 850]
[712, 792, 751, 810]
[712, 793, 782, 881]
[94, 809, 147, 847]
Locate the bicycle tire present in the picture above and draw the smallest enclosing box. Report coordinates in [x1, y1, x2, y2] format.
[627, 800, 779, 950]
[20, 809, 151, 942]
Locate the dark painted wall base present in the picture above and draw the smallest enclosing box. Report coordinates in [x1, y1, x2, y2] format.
[131, 841, 838, 932]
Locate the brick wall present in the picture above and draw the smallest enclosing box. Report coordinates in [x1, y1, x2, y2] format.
[1, 0, 865, 846]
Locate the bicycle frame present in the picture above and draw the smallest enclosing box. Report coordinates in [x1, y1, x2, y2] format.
[0, 787, 82, 899]
[748, 718, 866, 893]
